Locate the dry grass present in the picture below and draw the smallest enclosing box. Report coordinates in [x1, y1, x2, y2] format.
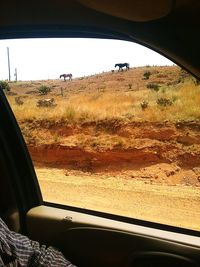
[6, 66, 200, 124]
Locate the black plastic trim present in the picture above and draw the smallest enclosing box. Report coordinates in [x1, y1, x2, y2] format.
[0, 25, 132, 41]
[0, 90, 43, 229]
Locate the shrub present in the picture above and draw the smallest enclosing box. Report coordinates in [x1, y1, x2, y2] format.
[0, 81, 10, 91]
[140, 100, 149, 110]
[6, 91, 17, 96]
[156, 74, 168, 78]
[147, 83, 160, 92]
[53, 134, 60, 143]
[179, 69, 190, 80]
[161, 88, 166, 93]
[117, 78, 125, 82]
[172, 96, 178, 103]
[193, 78, 200, 86]
[15, 96, 24, 105]
[98, 85, 106, 92]
[143, 71, 151, 80]
[38, 85, 51, 95]
[157, 97, 173, 107]
[37, 98, 56, 107]
[65, 106, 76, 122]
[128, 83, 132, 89]
[167, 80, 181, 86]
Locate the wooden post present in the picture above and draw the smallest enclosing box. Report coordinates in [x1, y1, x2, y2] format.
[14, 68, 17, 82]
[61, 87, 64, 97]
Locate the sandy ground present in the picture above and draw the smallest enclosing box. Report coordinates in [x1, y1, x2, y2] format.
[29, 120, 200, 232]
[36, 167, 200, 232]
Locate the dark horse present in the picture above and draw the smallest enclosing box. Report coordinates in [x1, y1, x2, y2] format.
[115, 63, 130, 71]
[60, 73, 73, 81]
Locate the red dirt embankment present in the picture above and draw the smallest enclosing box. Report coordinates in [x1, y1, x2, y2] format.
[27, 120, 200, 186]
[29, 145, 165, 171]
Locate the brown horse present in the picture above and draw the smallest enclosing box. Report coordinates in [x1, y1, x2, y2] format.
[60, 73, 72, 81]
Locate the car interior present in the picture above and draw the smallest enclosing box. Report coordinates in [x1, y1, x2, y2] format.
[0, 0, 200, 266]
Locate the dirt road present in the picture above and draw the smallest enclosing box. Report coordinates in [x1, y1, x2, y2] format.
[36, 167, 200, 231]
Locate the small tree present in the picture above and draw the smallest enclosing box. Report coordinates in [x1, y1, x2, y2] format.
[0, 81, 10, 91]
[38, 85, 51, 95]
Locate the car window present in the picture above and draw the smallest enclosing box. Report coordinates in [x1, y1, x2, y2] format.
[2, 38, 200, 232]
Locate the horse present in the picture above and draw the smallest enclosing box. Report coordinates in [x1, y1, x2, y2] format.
[115, 63, 130, 71]
[60, 73, 72, 81]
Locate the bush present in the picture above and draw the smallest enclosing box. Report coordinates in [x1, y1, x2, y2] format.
[147, 83, 160, 92]
[0, 81, 10, 91]
[179, 69, 190, 80]
[37, 98, 56, 107]
[128, 83, 132, 89]
[157, 97, 173, 107]
[143, 71, 151, 80]
[193, 78, 200, 86]
[161, 88, 166, 93]
[140, 100, 149, 110]
[15, 96, 24, 105]
[65, 106, 76, 122]
[38, 85, 51, 95]
[172, 96, 178, 103]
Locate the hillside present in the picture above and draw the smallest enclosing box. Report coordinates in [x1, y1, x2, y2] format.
[4, 65, 200, 186]
[7, 65, 199, 123]
[4, 65, 200, 231]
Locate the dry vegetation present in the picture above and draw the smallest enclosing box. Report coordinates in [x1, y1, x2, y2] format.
[6, 66, 200, 124]
[5, 65, 200, 150]
[3, 65, 200, 231]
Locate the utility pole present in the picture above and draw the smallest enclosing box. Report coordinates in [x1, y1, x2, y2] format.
[7, 47, 11, 81]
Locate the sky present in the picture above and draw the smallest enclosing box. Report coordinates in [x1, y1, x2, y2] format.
[0, 38, 174, 81]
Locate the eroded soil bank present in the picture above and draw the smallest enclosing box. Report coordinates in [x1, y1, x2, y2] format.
[26, 120, 200, 186]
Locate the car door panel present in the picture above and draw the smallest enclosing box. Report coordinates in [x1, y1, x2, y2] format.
[63, 228, 200, 267]
[26, 205, 200, 267]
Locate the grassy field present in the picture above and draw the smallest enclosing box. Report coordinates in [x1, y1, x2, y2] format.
[6, 65, 200, 124]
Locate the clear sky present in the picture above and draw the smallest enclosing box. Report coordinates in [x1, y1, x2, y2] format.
[0, 38, 174, 81]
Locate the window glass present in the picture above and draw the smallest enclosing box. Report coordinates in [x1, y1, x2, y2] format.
[2, 38, 200, 231]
